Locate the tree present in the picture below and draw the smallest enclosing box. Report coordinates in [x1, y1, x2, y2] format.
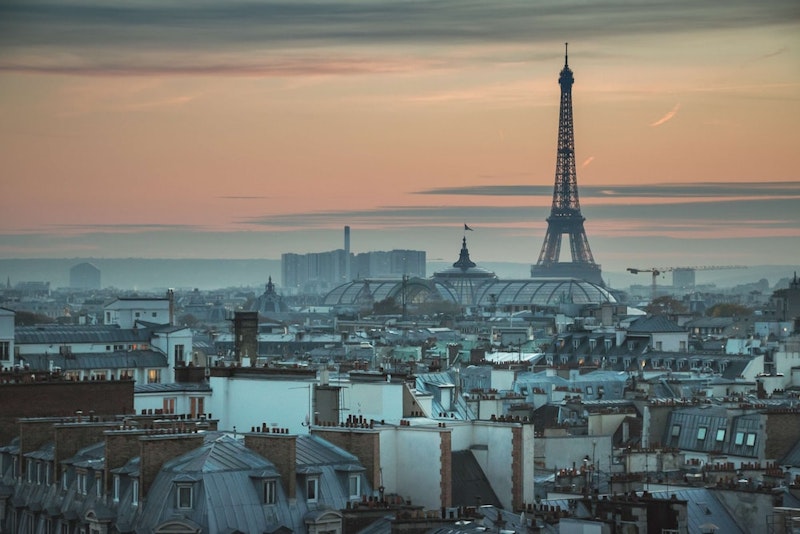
[372, 297, 401, 315]
[14, 311, 55, 326]
[706, 303, 753, 318]
[645, 296, 687, 315]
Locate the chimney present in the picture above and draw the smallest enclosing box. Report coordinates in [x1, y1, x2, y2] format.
[53, 421, 119, 486]
[245, 430, 297, 499]
[139, 433, 204, 498]
[167, 289, 175, 326]
[104, 428, 149, 496]
[233, 311, 259, 364]
[310, 427, 381, 491]
[344, 226, 351, 282]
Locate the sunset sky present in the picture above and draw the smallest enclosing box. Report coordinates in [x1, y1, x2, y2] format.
[1, 0, 799, 279]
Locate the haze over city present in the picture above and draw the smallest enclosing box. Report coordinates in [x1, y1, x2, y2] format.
[1, 0, 798, 275]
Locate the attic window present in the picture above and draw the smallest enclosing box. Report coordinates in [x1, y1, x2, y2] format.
[263, 479, 277, 505]
[734, 432, 745, 446]
[348, 474, 360, 500]
[176, 484, 193, 509]
[671, 424, 681, 437]
[306, 477, 319, 502]
[697, 427, 707, 441]
[745, 433, 756, 447]
[715, 429, 726, 442]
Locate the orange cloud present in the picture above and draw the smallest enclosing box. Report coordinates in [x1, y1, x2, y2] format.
[650, 103, 680, 127]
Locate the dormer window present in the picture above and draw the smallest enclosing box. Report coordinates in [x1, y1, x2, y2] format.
[132, 480, 139, 506]
[176, 483, 194, 509]
[77, 471, 88, 495]
[113, 475, 120, 503]
[348, 474, 360, 500]
[263, 479, 277, 505]
[589, 339, 596, 351]
[306, 477, 319, 503]
[62, 467, 69, 491]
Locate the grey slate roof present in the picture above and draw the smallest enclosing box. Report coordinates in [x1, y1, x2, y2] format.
[15, 324, 152, 344]
[626, 315, 685, 333]
[451, 450, 501, 508]
[135, 382, 212, 394]
[21, 350, 167, 371]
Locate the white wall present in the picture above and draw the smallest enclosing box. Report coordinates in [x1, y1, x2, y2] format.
[380, 426, 443, 510]
[208, 375, 314, 433]
[339, 381, 404, 423]
[0, 308, 14, 365]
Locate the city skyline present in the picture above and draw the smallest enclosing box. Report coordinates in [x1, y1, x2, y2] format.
[1, 0, 799, 275]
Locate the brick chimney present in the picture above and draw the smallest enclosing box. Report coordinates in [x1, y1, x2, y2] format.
[104, 428, 150, 497]
[53, 421, 119, 485]
[139, 432, 204, 498]
[244, 429, 297, 499]
[311, 426, 381, 491]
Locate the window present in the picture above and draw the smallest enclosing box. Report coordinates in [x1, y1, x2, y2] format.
[734, 431, 745, 446]
[176, 484, 193, 509]
[36, 462, 42, 484]
[27, 459, 33, 483]
[348, 475, 360, 499]
[62, 468, 69, 491]
[152, 312, 157, 318]
[77, 472, 87, 495]
[746, 433, 756, 447]
[585, 386, 593, 396]
[113, 475, 120, 503]
[147, 369, 161, 384]
[135, 312, 141, 318]
[655, 341, 663, 351]
[263, 480, 277, 505]
[679, 341, 686, 351]
[0, 341, 9, 360]
[96, 475, 102, 497]
[132, 480, 139, 506]
[174, 344, 185, 365]
[306, 477, 319, 502]
[715, 429, 726, 442]
[697, 427, 707, 441]
[163, 397, 176, 415]
[190, 397, 204, 418]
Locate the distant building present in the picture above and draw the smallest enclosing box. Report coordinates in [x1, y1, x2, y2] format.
[282, 249, 426, 295]
[69, 262, 101, 290]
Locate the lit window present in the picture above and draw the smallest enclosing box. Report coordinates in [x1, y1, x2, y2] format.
[147, 369, 161, 384]
[306, 478, 318, 502]
[697, 427, 707, 440]
[746, 433, 756, 447]
[177, 484, 193, 509]
[263, 480, 277, 505]
[348, 475, 360, 499]
[715, 429, 726, 442]
[734, 432, 745, 446]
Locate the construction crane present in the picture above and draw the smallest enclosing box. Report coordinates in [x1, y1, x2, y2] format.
[626, 265, 747, 301]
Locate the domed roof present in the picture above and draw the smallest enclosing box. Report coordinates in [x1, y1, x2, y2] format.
[473, 278, 616, 307]
[433, 236, 496, 280]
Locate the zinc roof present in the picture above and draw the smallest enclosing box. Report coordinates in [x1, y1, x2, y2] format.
[15, 324, 152, 345]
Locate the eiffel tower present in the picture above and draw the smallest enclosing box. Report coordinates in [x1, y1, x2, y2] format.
[531, 44, 603, 285]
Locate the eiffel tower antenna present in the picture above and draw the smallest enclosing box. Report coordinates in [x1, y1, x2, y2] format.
[531, 46, 603, 285]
